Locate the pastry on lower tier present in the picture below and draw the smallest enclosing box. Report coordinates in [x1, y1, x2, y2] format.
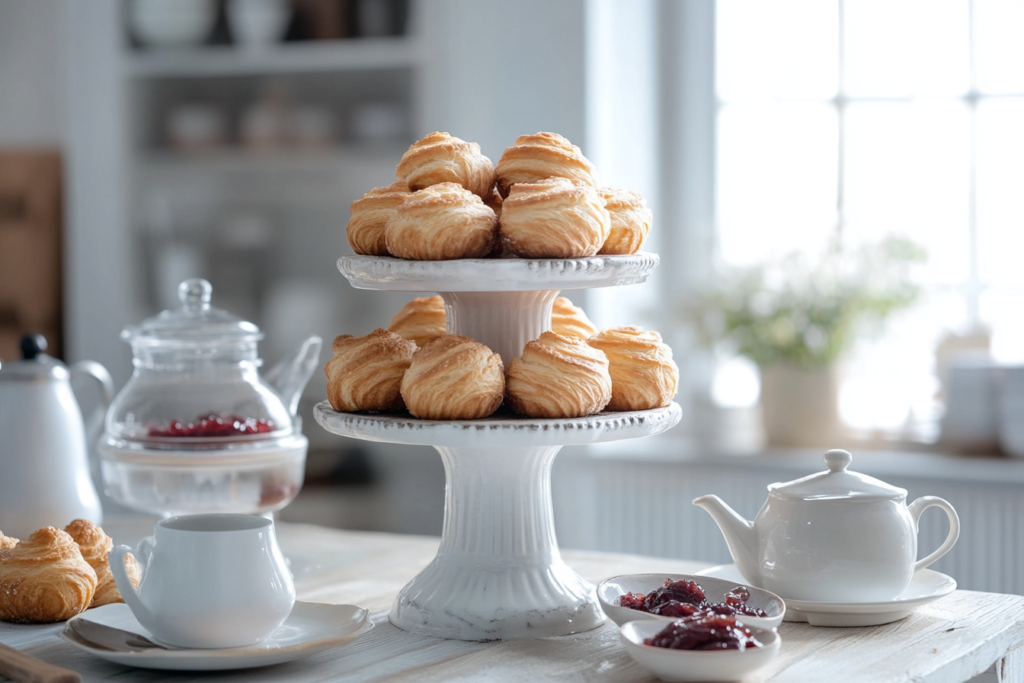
[325, 329, 417, 412]
[485, 186, 503, 218]
[0, 526, 96, 623]
[400, 336, 504, 419]
[506, 331, 612, 418]
[550, 296, 598, 340]
[494, 132, 599, 198]
[0, 532, 17, 550]
[599, 187, 653, 255]
[388, 296, 447, 347]
[587, 326, 679, 411]
[385, 182, 498, 260]
[347, 181, 413, 256]
[64, 519, 141, 608]
[396, 131, 495, 200]
[499, 177, 610, 258]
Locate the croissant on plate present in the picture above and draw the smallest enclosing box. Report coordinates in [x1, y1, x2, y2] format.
[598, 187, 653, 255]
[587, 326, 679, 411]
[400, 336, 504, 420]
[385, 182, 498, 260]
[550, 296, 598, 340]
[494, 132, 599, 198]
[395, 131, 496, 200]
[0, 526, 96, 623]
[388, 295, 447, 347]
[325, 328, 417, 412]
[505, 331, 612, 418]
[64, 519, 141, 608]
[499, 177, 610, 258]
[347, 181, 413, 256]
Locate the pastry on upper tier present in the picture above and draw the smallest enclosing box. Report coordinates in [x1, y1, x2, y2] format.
[385, 183, 498, 260]
[347, 181, 413, 256]
[494, 132, 599, 198]
[550, 296, 598, 340]
[505, 331, 612, 418]
[64, 519, 141, 609]
[598, 187, 653, 255]
[499, 177, 610, 258]
[587, 326, 679, 411]
[0, 526, 96, 623]
[400, 336, 504, 419]
[388, 296, 447, 347]
[395, 131, 496, 200]
[0, 532, 17, 550]
[325, 329, 417, 412]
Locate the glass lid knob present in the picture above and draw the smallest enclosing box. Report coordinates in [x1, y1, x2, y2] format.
[179, 278, 213, 314]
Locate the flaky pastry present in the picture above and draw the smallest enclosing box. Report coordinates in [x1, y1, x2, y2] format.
[0, 526, 96, 623]
[64, 519, 141, 608]
[494, 132, 599, 198]
[395, 131, 496, 200]
[484, 186, 503, 218]
[385, 182, 498, 260]
[388, 296, 447, 347]
[0, 532, 17, 550]
[598, 187, 653, 255]
[506, 331, 612, 418]
[550, 297, 598, 339]
[587, 326, 679, 411]
[325, 328, 417, 412]
[400, 336, 504, 419]
[499, 177, 610, 258]
[347, 181, 413, 256]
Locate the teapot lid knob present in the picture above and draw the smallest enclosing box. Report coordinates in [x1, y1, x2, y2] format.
[824, 449, 852, 473]
[178, 278, 213, 314]
[19, 334, 47, 360]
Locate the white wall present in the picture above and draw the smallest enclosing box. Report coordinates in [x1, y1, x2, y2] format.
[0, 0, 64, 146]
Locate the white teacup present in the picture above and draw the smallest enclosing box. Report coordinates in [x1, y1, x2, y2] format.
[110, 513, 295, 649]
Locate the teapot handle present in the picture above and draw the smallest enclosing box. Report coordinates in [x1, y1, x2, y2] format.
[909, 496, 960, 573]
[69, 361, 114, 445]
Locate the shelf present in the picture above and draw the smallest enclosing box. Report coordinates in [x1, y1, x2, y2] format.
[125, 38, 422, 79]
[136, 145, 408, 175]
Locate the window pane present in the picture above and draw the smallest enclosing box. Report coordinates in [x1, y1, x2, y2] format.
[981, 287, 1024, 363]
[843, 0, 970, 97]
[975, 0, 1024, 95]
[716, 0, 838, 101]
[977, 98, 1024, 286]
[844, 101, 971, 283]
[717, 103, 838, 265]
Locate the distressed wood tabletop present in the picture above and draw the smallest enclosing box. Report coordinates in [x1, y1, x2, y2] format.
[1, 519, 1022, 682]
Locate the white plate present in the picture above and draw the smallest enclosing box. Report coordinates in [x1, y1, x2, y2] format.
[60, 602, 373, 671]
[620, 619, 781, 683]
[695, 564, 956, 627]
[597, 573, 785, 630]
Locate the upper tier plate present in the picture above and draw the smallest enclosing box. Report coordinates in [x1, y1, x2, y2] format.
[313, 401, 682, 448]
[338, 252, 659, 292]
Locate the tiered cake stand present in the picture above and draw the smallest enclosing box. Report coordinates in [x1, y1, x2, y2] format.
[314, 252, 681, 641]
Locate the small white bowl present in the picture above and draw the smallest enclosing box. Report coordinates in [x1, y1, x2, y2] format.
[598, 573, 785, 630]
[620, 619, 781, 683]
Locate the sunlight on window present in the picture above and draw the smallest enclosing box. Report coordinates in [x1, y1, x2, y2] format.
[974, 0, 1024, 94]
[976, 98, 1024, 287]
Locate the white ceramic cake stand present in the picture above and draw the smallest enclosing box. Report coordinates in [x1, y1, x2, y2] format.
[314, 253, 682, 642]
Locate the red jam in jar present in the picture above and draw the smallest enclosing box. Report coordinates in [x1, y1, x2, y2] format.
[147, 414, 276, 437]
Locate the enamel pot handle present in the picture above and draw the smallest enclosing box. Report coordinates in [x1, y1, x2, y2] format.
[908, 496, 960, 573]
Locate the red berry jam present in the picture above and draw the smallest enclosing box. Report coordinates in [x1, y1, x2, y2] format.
[147, 414, 276, 438]
[619, 579, 768, 618]
[644, 615, 764, 651]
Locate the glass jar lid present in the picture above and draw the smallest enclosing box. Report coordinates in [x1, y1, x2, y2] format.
[767, 449, 907, 501]
[121, 279, 262, 347]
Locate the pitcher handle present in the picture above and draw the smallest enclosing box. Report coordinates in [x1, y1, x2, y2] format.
[69, 360, 114, 445]
[110, 545, 156, 630]
[909, 496, 960, 573]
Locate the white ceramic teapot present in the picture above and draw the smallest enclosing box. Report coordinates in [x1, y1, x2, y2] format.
[693, 449, 960, 603]
[0, 335, 112, 537]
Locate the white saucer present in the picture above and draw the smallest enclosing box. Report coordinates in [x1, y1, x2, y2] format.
[695, 564, 956, 627]
[60, 602, 373, 671]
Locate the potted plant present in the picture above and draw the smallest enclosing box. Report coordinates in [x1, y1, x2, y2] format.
[686, 236, 925, 447]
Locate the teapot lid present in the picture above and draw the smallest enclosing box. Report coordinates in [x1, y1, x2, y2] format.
[0, 334, 67, 382]
[768, 449, 906, 501]
[122, 279, 262, 347]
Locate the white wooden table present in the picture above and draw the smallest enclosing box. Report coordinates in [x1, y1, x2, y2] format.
[1, 518, 1022, 683]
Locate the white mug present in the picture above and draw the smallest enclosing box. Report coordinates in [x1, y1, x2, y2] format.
[110, 513, 295, 648]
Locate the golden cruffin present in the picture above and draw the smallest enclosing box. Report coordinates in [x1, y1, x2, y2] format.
[400, 336, 504, 420]
[598, 187, 653, 255]
[494, 131, 599, 198]
[505, 331, 612, 418]
[385, 183, 499, 260]
[64, 519, 141, 608]
[388, 296, 447, 347]
[346, 181, 413, 256]
[325, 329, 417, 412]
[0, 526, 96, 623]
[0, 531, 17, 550]
[499, 177, 610, 259]
[587, 326, 679, 411]
[550, 296, 598, 340]
[395, 131, 496, 200]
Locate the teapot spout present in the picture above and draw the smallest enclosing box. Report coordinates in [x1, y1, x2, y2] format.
[692, 495, 759, 585]
[265, 335, 323, 417]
